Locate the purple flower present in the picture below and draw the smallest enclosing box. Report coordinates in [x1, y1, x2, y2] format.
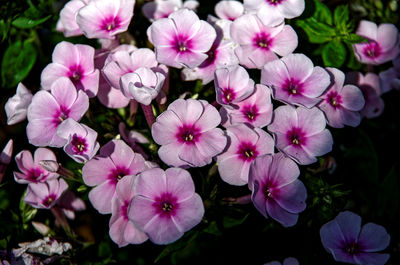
[264, 257, 299, 265]
[56, 190, 86, 220]
[76, 0, 135, 39]
[142, 0, 199, 22]
[217, 124, 274, 186]
[5, 83, 33, 125]
[27, 77, 89, 147]
[109, 175, 148, 247]
[82, 139, 147, 214]
[261, 53, 330, 108]
[24, 178, 68, 209]
[353, 20, 399, 65]
[56, 0, 88, 37]
[41, 41, 99, 97]
[379, 57, 400, 93]
[152, 98, 227, 167]
[0, 140, 13, 184]
[249, 153, 306, 227]
[318, 68, 365, 128]
[215, 1, 244, 21]
[128, 167, 204, 244]
[268, 105, 333, 165]
[320, 211, 390, 265]
[230, 14, 298, 69]
[148, 9, 217, 68]
[14, 148, 59, 184]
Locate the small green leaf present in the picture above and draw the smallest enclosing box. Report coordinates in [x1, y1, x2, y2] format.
[313, 0, 332, 25]
[19, 191, 38, 224]
[203, 221, 222, 236]
[343, 34, 366, 44]
[12, 15, 51, 29]
[321, 40, 346, 67]
[154, 231, 198, 263]
[334, 5, 350, 31]
[77, 185, 88, 193]
[296, 19, 336, 44]
[0, 19, 11, 41]
[223, 213, 249, 229]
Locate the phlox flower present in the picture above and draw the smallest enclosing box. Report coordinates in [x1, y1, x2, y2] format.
[5, 83, 32, 125]
[249, 153, 307, 227]
[27, 77, 89, 147]
[56, 119, 100, 163]
[261, 53, 330, 108]
[142, 0, 199, 21]
[56, 190, 86, 220]
[264, 257, 299, 265]
[148, 9, 216, 68]
[379, 57, 400, 93]
[217, 124, 274, 186]
[41, 41, 99, 97]
[318, 68, 365, 128]
[215, 1, 244, 21]
[128, 167, 204, 245]
[220, 84, 273, 128]
[24, 178, 68, 209]
[320, 211, 390, 265]
[353, 20, 399, 65]
[14, 148, 59, 184]
[152, 98, 227, 167]
[76, 0, 135, 39]
[268, 105, 333, 165]
[82, 139, 147, 214]
[230, 14, 298, 69]
[56, 0, 88, 37]
[0, 140, 13, 183]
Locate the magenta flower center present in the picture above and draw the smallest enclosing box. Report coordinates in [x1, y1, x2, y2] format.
[173, 35, 192, 53]
[262, 180, 277, 200]
[69, 65, 84, 84]
[27, 168, 47, 182]
[154, 193, 178, 217]
[287, 127, 306, 146]
[177, 124, 201, 144]
[237, 142, 259, 161]
[362, 41, 381, 59]
[53, 105, 70, 126]
[266, 0, 284, 6]
[326, 91, 343, 108]
[253, 32, 272, 50]
[109, 167, 130, 183]
[42, 194, 57, 208]
[71, 135, 87, 154]
[102, 16, 121, 32]
[121, 200, 130, 220]
[283, 78, 303, 96]
[222, 88, 236, 103]
[241, 105, 259, 122]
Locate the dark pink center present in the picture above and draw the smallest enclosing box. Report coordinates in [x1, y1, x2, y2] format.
[362, 41, 381, 59]
[153, 193, 178, 217]
[101, 16, 121, 32]
[237, 142, 259, 162]
[241, 105, 259, 122]
[343, 241, 360, 255]
[253, 32, 273, 50]
[27, 168, 47, 182]
[71, 135, 87, 154]
[286, 127, 306, 147]
[42, 194, 57, 208]
[173, 35, 192, 53]
[326, 91, 342, 108]
[222, 88, 236, 103]
[262, 180, 277, 200]
[53, 106, 70, 126]
[68, 65, 84, 84]
[266, 0, 284, 5]
[108, 167, 130, 184]
[121, 200, 130, 220]
[283, 78, 303, 96]
[176, 124, 201, 144]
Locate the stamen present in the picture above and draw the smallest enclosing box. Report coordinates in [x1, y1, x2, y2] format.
[292, 138, 299, 145]
[245, 150, 254, 158]
[258, 42, 268, 48]
[162, 202, 173, 212]
[179, 46, 187, 52]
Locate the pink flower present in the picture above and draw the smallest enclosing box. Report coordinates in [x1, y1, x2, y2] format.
[318, 68, 365, 128]
[14, 148, 59, 184]
[57, 0, 88, 37]
[230, 14, 298, 69]
[0, 139, 13, 183]
[220, 84, 273, 128]
[217, 124, 274, 186]
[268, 105, 333, 165]
[264, 257, 299, 265]
[24, 178, 68, 209]
[41, 41, 99, 97]
[128, 167, 204, 244]
[142, 0, 199, 21]
[5, 83, 33, 125]
[56, 190, 86, 220]
[249, 153, 307, 227]
[353, 20, 400, 65]
[261, 53, 330, 108]
[152, 98, 227, 167]
[56, 119, 100, 163]
[76, 0, 135, 39]
[27, 77, 89, 147]
[215, 1, 244, 21]
[109, 175, 148, 247]
[82, 139, 147, 214]
[148, 9, 216, 68]
[379, 57, 400, 93]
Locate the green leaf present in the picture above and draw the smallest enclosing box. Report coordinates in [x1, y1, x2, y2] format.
[313, 0, 332, 25]
[154, 231, 199, 263]
[19, 192, 37, 224]
[223, 213, 249, 229]
[1, 40, 37, 88]
[296, 18, 336, 44]
[321, 40, 346, 67]
[203, 221, 222, 236]
[343, 34, 366, 44]
[334, 5, 350, 31]
[12, 15, 51, 29]
[377, 165, 399, 216]
[0, 19, 11, 41]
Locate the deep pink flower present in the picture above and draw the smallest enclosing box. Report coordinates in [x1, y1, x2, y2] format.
[230, 14, 298, 69]
[353, 20, 399, 65]
[220, 84, 273, 128]
[57, 0, 88, 37]
[152, 98, 227, 167]
[76, 0, 135, 39]
[0, 140, 13, 183]
[24, 178, 68, 209]
[14, 148, 59, 184]
[56, 119, 100, 163]
[318, 68, 365, 128]
[215, 1, 244, 21]
[217, 124, 274, 186]
[249, 153, 307, 227]
[27, 77, 89, 147]
[148, 9, 217, 68]
[142, 0, 199, 21]
[261, 53, 330, 108]
[5, 83, 32, 125]
[82, 140, 147, 214]
[268, 105, 333, 165]
[128, 167, 204, 244]
[379, 57, 400, 93]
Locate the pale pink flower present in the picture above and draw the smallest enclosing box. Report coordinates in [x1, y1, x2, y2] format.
[215, 1, 244, 21]
[379, 57, 400, 93]
[0, 140, 13, 183]
[14, 148, 59, 184]
[220, 84, 273, 128]
[76, 0, 135, 39]
[230, 14, 298, 69]
[217, 124, 274, 186]
[24, 178, 68, 209]
[56, 119, 100, 163]
[318, 68, 365, 128]
[56, 190, 86, 219]
[109, 175, 148, 247]
[5, 83, 33, 125]
[57, 0, 89, 37]
[128, 167, 204, 244]
[249, 153, 307, 227]
[142, 0, 199, 21]
[27, 77, 89, 147]
[353, 20, 400, 65]
[261, 53, 330, 108]
[152, 99, 227, 167]
[148, 9, 216, 68]
[82, 139, 147, 214]
[268, 105, 333, 165]
[41, 41, 99, 97]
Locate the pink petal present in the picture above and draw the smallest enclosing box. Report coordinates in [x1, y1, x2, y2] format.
[195, 128, 227, 158]
[189, 21, 216, 53]
[178, 143, 211, 167]
[281, 53, 313, 83]
[40, 64, 70, 91]
[169, 98, 203, 125]
[152, 110, 181, 145]
[165, 168, 195, 202]
[82, 156, 115, 186]
[341, 85, 365, 111]
[134, 168, 167, 199]
[266, 199, 299, 227]
[261, 58, 290, 88]
[301, 66, 331, 97]
[302, 129, 333, 157]
[296, 107, 326, 136]
[88, 180, 116, 214]
[52, 41, 79, 67]
[268, 105, 298, 134]
[218, 155, 248, 186]
[158, 142, 186, 167]
[171, 193, 204, 232]
[271, 25, 298, 56]
[273, 180, 307, 213]
[356, 20, 378, 40]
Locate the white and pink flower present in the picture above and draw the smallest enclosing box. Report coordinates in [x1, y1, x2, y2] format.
[24, 178, 68, 209]
[5, 83, 33, 126]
